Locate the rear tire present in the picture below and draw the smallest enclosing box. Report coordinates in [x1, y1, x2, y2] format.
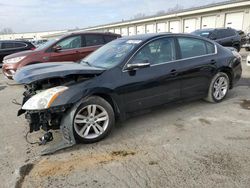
[72, 96, 115, 143]
[205, 72, 230, 103]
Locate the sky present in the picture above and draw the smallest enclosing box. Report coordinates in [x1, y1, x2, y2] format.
[0, 0, 229, 33]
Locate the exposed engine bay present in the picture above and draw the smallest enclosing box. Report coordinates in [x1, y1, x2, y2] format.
[19, 75, 93, 133]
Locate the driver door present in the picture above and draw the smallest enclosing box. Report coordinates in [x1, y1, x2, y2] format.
[48, 35, 82, 62]
[118, 37, 182, 112]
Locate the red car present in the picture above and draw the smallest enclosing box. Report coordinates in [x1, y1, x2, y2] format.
[2, 32, 121, 79]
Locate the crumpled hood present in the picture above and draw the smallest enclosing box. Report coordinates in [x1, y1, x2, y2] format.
[14, 62, 105, 84]
[4, 50, 37, 60]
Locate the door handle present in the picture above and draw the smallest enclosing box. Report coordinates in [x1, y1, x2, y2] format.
[210, 59, 216, 65]
[170, 69, 178, 76]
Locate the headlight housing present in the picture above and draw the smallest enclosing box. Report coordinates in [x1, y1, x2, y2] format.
[22, 86, 68, 110]
[3, 56, 26, 64]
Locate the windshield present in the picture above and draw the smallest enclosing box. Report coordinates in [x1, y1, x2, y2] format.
[35, 39, 57, 51]
[191, 30, 212, 38]
[81, 39, 141, 69]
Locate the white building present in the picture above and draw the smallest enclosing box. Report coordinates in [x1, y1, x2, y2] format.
[1, 0, 250, 40]
[82, 0, 250, 36]
[0, 30, 66, 41]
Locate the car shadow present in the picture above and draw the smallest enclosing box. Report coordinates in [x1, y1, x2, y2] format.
[53, 84, 248, 155]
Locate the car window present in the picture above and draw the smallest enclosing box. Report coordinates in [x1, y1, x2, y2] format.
[85, 34, 104, 47]
[216, 29, 235, 39]
[0, 42, 2, 49]
[206, 42, 215, 54]
[226, 29, 236, 37]
[104, 35, 117, 43]
[178, 37, 211, 58]
[2, 42, 15, 49]
[56, 35, 81, 50]
[14, 42, 27, 48]
[133, 37, 176, 65]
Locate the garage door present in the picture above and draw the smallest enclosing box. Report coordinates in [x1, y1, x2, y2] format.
[109, 29, 114, 33]
[184, 18, 197, 33]
[128, 26, 136, 36]
[201, 16, 216, 29]
[157, 23, 166, 33]
[146, 24, 155, 33]
[169, 21, 180, 33]
[114, 28, 121, 34]
[137, 25, 145, 34]
[121, 27, 128, 36]
[225, 12, 244, 30]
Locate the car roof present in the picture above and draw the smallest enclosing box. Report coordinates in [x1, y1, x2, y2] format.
[0, 40, 32, 43]
[120, 33, 206, 41]
[194, 27, 236, 32]
[64, 31, 121, 38]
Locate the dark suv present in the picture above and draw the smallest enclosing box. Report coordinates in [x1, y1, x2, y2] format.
[0, 40, 35, 67]
[2, 32, 121, 79]
[191, 28, 241, 52]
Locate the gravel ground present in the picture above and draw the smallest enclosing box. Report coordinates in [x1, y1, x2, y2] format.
[0, 50, 249, 188]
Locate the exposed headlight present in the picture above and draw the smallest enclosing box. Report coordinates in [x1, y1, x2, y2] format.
[22, 86, 68, 110]
[3, 56, 26, 64]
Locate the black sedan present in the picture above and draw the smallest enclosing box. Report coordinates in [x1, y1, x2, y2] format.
[14, 33, 242, 146]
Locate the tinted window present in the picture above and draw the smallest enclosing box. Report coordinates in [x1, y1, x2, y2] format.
[104, 35, 117, 43]
[206, 42, 215, 54]
[216, 29, 235, 39]
[178, 37, 208, 58]
[85, 34, 104, 46]
[191, 30, 213, 38]
[56, 35, 81, 50]
[14, 42, 27, 48]
[133, 37, 176, 65]
[2, 42, 15, 49]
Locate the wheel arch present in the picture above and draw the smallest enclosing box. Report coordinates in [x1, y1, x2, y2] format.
[91, 92, 123, 121]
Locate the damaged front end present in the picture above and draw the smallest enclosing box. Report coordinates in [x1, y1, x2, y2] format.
[14, 62, 105, 155]
[19, 80, 77, 155]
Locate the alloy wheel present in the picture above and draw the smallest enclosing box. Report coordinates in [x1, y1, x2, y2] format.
[213, 76, 228, 100]
[74, 104, 109, 139]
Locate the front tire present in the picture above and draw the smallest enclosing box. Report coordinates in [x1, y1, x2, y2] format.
[73, 96, 115, 143]
[205, 72, 230, 103]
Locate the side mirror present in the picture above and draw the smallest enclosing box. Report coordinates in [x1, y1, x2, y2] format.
[53, 45, 62, 52]
[126, 60, 150, 71]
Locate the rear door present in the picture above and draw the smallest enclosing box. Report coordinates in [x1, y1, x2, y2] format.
[119, 37, 181, 112]
[176, 37, 217, 99]
[215, 29, 236, 47]
[48, 35, 82, 62]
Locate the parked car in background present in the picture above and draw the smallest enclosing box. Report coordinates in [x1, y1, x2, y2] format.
[2, 32, 121, 79]
[191, 28, 241, 52]
[237, 30, 247, 46]
[0, 40, 35, 68]
[14, 33, 242, 144]
[242, 33, 250, 51]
